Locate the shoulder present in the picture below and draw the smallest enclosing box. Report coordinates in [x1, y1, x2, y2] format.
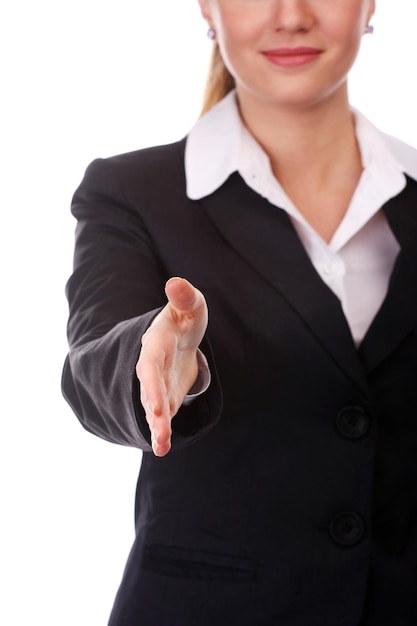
[84, 137, 187, 178]
[104, 138, 187, 186]
[107, 137, 186, 169]
[383, 133, 417, 182]
[77, 138, 188, 203]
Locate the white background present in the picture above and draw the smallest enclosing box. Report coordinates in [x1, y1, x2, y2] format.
[1, 1, 416, 624]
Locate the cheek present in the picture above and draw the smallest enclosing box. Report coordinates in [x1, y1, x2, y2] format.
[216, 13, 267, 79]
[214, 7, 265, 47]
[326, 3, 368, 42]
[321, 10, 364, 69]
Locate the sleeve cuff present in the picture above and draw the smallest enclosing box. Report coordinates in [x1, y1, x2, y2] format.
[182, 349, 211, 406]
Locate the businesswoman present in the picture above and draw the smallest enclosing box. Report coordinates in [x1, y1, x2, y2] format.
[62, 0, 417, 624]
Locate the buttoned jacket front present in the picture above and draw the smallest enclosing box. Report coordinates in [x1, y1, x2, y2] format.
[62, 138, 417, 626]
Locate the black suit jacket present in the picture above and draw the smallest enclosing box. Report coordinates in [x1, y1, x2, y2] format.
[62, 139, 417, 625]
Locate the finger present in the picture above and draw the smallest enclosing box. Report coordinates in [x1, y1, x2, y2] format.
[164, 278, 208, 350]
[165, 277, 206, 318]
[137, 357, 173, 456]
[149, 412, 172, 457]
[143, 392, 173, 457]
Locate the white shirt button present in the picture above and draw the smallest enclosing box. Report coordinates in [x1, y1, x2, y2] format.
[322, 263, 336, 275]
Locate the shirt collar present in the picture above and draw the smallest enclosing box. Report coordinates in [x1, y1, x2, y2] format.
[185, 91, 241, 199]
[185, 90, 417, 202]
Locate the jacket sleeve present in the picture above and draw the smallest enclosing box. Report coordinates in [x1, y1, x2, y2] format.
[61, 156, 222, 451]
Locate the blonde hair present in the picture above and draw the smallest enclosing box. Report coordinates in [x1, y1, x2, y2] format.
[201, 43, 235, 116]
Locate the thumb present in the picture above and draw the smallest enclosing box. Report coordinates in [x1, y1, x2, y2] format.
[165, 277, 206, 318]
[164, 277, 208, 350]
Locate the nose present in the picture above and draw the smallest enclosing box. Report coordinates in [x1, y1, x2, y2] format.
[271, 0, 315, 33]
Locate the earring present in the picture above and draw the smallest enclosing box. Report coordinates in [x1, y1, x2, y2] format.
[207, 28, 216, 40]
[364, 24, 374, 34]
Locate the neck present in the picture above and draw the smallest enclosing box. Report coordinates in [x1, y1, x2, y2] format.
[237, 84, 359, 177]
[236, 85, 364, 242]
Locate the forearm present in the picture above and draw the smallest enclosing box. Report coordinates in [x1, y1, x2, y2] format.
[62, 156, 222, 450]
[63, 310, 222, 450]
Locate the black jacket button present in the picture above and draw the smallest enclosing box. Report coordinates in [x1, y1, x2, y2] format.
[335, 406, 370, 439]
[329, 512, 365, 546]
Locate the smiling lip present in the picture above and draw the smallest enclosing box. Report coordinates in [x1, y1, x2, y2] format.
[262, 47, 323, 67]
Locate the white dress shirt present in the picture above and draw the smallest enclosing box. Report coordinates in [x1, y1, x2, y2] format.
[185, 90, 417, 347]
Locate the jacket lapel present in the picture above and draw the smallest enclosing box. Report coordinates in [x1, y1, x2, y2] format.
[359, 176, 417, 372]
[200, 173, 368, 394]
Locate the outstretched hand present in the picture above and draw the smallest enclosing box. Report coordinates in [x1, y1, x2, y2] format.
[136, 278, 208, 457]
